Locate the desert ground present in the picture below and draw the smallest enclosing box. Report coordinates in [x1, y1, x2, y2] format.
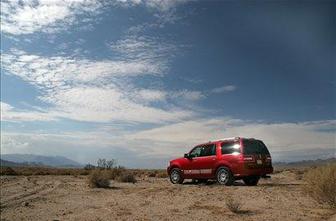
[1, 170, 335, 221]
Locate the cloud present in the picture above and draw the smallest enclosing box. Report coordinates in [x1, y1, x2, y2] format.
[109, 35, 177, 61]
[1, 102, 56, 122]
[2, 119, 335, 167]
[1, 0, 105, 35]
[2, 49, 164, 86]
[114, 0, 192, 11]
[1, 0, 193, 35]
[170, 90, 205, 101]
[2, 43, 198, 123]
[129, 119, 336, 160]
[135, 89, 167, 103]
[211, 85, 237, 93]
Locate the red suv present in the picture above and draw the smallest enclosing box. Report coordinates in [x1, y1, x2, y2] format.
[167, 137, 273, 186]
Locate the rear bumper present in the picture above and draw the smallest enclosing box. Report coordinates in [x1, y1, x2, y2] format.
[234, 166, 273, 177]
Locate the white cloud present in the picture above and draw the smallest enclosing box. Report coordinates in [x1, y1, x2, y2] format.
[1, 0, 193, 35]
[135, 89, 167, 102]
[1, 102, 56, 122]
[212, 85, 237, 93]
[2, 119, 335, 167]
[2, 49, 164, 87]
[2, 46, 197, 123]
[1, 0, 104, 35]
[109, 35, 177, 62]
[129, 119, 336, 159]
[170, 90, 205, 101]
[114, 0, 192, 11]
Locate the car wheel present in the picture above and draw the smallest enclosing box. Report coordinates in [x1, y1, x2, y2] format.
[216, 167, 234, 186]
[243, 176, 260, 186]
[170, 168, 184, 184]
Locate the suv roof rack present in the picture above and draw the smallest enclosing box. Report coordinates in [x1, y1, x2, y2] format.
[218, 137, 240, 141]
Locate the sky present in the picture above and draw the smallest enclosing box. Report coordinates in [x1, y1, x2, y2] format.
[1, 0, 335, 168]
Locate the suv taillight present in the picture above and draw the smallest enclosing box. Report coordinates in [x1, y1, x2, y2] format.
[243, 155, 254, 161]
[265, 156, 272, 162]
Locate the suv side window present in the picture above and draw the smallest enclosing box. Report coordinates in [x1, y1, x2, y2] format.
[200, 144, 216, 157]
[189, 146, 202, 158]
[221, 142, 241, 155]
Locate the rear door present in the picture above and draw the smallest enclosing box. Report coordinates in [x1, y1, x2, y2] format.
[242, 139, 272, 169]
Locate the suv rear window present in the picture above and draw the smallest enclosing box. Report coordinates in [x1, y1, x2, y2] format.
[243, 139, 270, 155]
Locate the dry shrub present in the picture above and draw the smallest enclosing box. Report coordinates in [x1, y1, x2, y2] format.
[156, 171, 168, 178]
[5, 167, 89, 176]
[148, 171, 156, 177]
[88, 168, 136, 187]
[303, 163, 336, 209]
[225, 196, 242, 213]
[110, 167, 126, 180]
[117, 172, 137, 183]
[0, 167, 17, 176]
[88, 169, 111, 188]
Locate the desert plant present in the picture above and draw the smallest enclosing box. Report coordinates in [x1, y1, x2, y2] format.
[148, 171, 156, 177]
[117, 171, 137, 183]
[84, 164, 96, 170]
[156, 171, 168, 178]
[97, 158, 116, 169]
[109, 167, 126, 179]
[88, 169, 111, 188]
[225, 196, 242, 213]
[303, 163, 336, 209]
[0, 166, 17, 176]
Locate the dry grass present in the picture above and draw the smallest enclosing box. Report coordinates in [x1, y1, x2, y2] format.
[0, 167, 17, 176]
[87, 168, 137, 187]
[0, 166, 90, 176]
[225, 196, 243, 213]
[155, 171, 168, 178]
[303, 163, 336, 209]
[117, 172, 137, 183]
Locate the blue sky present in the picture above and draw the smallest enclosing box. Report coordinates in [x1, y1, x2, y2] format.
[1, 0, 335, 168]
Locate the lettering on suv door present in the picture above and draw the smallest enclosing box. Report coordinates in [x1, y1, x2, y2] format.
[182, 144, 216, 176]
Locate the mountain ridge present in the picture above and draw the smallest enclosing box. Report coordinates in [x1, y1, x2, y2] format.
[1, 154, 82, 168]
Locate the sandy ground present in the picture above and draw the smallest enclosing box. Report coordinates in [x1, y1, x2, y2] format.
[1, 171, 335, 221]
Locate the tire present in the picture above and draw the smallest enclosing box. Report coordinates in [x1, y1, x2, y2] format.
[169, 168, 184, 184]
[243, 176, 260, 186]
[216, 167, 234, 186]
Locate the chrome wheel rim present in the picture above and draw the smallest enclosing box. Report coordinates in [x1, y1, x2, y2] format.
[218, 170, 228, 184]
[171, 171, 180, 183]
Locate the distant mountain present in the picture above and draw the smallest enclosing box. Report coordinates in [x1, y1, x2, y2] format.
[274, 157, 335, 169]
[0, 154, 82, 168]
[0, 159, 44, 167]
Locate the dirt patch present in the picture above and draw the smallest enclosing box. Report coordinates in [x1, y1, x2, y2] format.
[0, 171, 334, 221]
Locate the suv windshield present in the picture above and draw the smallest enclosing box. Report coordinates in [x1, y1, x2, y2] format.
[243, 139, 270, 155]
